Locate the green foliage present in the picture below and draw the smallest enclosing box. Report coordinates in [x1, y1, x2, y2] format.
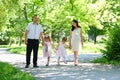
[102, 25, 120, 61]
[0, 32, 9, 45]
[0, 0, 120, 46]
[0, 62, 35, 80]
[88, 25, 104, 43]
[5, 42, 104, 55]
[92, 57, 120, 65]
[7, 46, 26, 54]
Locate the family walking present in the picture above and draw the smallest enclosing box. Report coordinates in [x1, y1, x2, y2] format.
[24, 15, 83, 68]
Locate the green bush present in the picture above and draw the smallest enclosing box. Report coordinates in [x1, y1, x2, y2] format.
[92, 57, 120, 65]
[0, 62, 35, 80]
[102, 25, 120, 61]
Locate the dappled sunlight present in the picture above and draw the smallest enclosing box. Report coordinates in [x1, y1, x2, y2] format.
[1, 49, 120, 80]
[16, 63, 120, 80]
[12, 60, 120, 80]
[0, 0, 120, 79]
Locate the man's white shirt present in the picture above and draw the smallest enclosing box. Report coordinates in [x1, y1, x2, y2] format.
[26, 22, 43, 39]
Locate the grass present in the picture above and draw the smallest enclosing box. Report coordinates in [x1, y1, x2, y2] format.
[92, 57, 120, 65]
[6, 44, 43, 55]
[0, 45, 9, 48]
[82, 42, 105, 53]
[0, 62, 35, 80]
[0, 42, 104, 55]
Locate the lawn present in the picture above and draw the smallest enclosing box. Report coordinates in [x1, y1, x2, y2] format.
[1, 42, 105, 55]
[0, 62, 35, 80]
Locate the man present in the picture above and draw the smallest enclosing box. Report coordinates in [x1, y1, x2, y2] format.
[25, 15, 44, 68]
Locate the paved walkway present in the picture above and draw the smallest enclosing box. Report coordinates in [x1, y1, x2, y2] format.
[0, 48, 120, 80]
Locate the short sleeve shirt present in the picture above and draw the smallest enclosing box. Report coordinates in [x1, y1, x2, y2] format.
[26, 22, 43, 39]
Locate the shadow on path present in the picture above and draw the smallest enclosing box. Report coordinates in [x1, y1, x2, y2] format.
[0, 48, 120, 80]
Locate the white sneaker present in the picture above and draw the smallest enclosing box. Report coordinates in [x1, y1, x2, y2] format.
[46, 63, 49, 66]
[64, 60, 67, 64]
[58, 61, 60, 65]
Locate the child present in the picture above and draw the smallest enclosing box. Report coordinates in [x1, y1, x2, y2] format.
[55, 37, 67, 65]
[43, 36, 52, 66]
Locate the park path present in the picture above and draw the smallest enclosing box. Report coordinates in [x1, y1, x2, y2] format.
[0, 48, 120, 80]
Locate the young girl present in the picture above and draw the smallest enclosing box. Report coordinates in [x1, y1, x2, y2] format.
[55, 37, 67, 65]
[43, 36, 52, 66]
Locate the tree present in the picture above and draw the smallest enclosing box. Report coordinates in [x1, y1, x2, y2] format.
[0, 0, 119, 46]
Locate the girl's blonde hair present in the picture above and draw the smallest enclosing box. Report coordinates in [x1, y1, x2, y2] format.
[44, 36, 52, 42]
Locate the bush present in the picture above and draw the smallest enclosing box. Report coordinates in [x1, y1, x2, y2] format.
[102, 25, 120, 61]
[0, 62, 35, 80]
[92, 57, 120, 65]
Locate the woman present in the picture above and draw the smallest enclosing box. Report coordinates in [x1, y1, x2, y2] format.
[69, 19, 83, 66]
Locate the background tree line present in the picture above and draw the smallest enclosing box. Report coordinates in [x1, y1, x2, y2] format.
[0, 0, 119, 46]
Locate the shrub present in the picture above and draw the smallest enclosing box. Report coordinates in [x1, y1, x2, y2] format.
[0, 62, 35, 80]
[102, 25, 120, 61]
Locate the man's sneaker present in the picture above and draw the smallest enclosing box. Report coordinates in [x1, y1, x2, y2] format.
[58, 61, 60, 65]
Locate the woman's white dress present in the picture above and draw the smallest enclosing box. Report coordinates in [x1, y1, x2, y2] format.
[71, 28, 82, 52]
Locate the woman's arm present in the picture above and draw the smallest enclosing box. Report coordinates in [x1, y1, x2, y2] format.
[80, 28, 83, 46]
[69, 30, 72, 49]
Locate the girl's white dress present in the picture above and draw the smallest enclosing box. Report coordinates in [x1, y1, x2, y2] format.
[71, 28, 82, 52]
[55, 42, 67, 57]
[43, 42, 52, 57]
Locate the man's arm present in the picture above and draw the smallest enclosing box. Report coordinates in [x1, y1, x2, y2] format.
[25, 30, 29, 45]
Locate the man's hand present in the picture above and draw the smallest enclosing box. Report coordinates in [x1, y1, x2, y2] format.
[25, 30, 29, 45]
[40, 32, 44, 46]
[25, 39, 28, 45]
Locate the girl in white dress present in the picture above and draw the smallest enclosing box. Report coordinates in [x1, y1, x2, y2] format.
[55, 37, 67, 65]
[69, 19, 83, 66]
[43, 36, 52, 66]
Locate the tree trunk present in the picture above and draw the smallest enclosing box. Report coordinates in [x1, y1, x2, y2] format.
[9, 38, 12, 47]
[19, 35, 22, 46]
[70, 0, 74, 10]
[23, 4, 28, 21]
[94, 35, 97, 44]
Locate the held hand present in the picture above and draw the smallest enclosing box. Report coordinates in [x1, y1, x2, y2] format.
[81, 42, 83, 47]
[69, 45, 71, 49]
[69, 43, 71, 49]
[42, 41, 45, 46]
[56, 48, 58, 50]
[69, 46, 71, 49]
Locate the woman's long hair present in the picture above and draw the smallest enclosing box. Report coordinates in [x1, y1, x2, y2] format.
[71, 19, 81, 31]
